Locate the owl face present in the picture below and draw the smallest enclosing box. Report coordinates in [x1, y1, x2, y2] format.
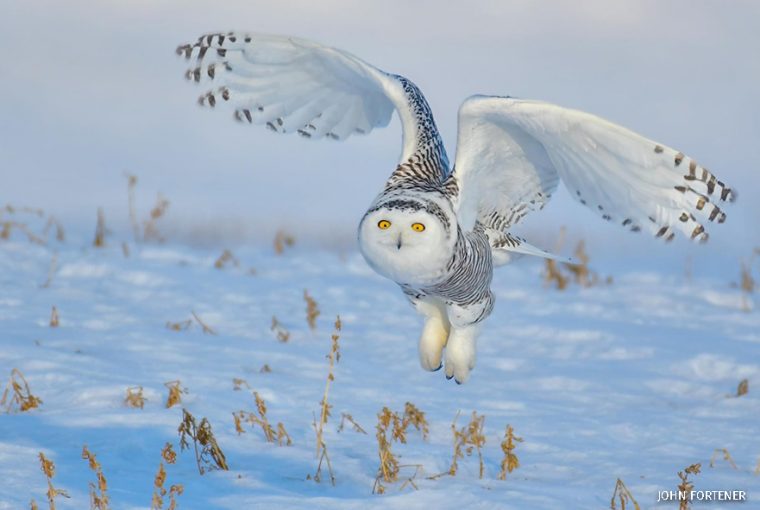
[358, 202, 456, 286]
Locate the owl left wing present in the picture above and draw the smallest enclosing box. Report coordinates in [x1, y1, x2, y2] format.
[176, 32, 448, 175]
[450, 95, 736, 243]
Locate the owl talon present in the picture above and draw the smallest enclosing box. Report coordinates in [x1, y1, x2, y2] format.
[446, 373, 454, 380]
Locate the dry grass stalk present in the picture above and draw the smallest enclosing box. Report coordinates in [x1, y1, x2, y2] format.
[312, 423, 336, 486]
[610, 478, 641, 510]
[232, 388, 291, 441]
[41, 254, 58, 288]
[544, 259, 570, 290]
[738, 248, 760, 311]
[124, 386, 146, 409]
[709, 448, 738, 469]
[1, 368, 42, 413]
[162, 443, 177, 465]
[178, 408, 228, 474]
[740, 259, 756, 312]
[93, 208, 107, 248]
[143, 195, 170, 242]
[304, 290, 320, 331]
[125, 175, 171, 243]
[151, 443, 183, 510]
[1, 221, 46, 244]
[191, 311, 216, 335]
[165, 482, 184, 509]
[166, 319, 192, 332]
[276, 423, 293, 446]
[232, 391, 288, 444]
[82, 446, 109, 510]
[273, 229, 295, 255]
[565, 240, 597, 287]
[214, 249, 239, 269]
[1, 204, 64, 245]
[38, 452, 69, 509]
[448, 411, 487, 478]
[338, 413, 367, 435]
[40, 214, 65, 242]
[401, 402, 429, 440]
[30, 499, 39, 509]
[736, 379, 749, 397]
[374, 407, 401, 492]
[312, 316, 342, 485]
[543, 228, 610, 289]
[677, 463, 701, 510]
[152, 471, 184, 510]
[498, 425, 522, 480]
[164, 380, 187, 409]
[755, 457, 760, 476]
[49, 306, 59, 328]
[232, 412, 244, 435]
[270, 316, 291, 342]
[740, 257, 757, 294]
[543, 227, 569, 290]
[259, 364, 272, 373]
[373, 403, 430, 493]
[232, 378, 250, 391]
[740, 262, 755, 311]
[546, 241, 609, 289]
[125, 174, 140, 243]
[151, 463, 167, 510]
[317, 318, 342, 440]
[397, 464, 424, 492]
[121, 242, 130, 258]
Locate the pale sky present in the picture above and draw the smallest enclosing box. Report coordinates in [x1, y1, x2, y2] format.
[1, 0, 758, 271]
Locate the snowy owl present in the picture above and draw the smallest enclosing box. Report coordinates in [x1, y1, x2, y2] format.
[176, 33, 736, 384]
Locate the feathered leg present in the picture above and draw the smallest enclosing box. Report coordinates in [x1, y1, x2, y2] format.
[411, 297, 451, 371]
[444, 292, 493, 384]
[444, 323, 480, 384]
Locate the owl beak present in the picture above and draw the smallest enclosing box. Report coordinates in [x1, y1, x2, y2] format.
[396, 235, 403, 250]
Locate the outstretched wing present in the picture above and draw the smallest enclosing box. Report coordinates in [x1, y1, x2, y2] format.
[176, 32, 448, 178]
[451, 95, 736, 242]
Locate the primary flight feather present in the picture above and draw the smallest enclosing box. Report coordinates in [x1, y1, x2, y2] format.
[177, 32, 736, 384]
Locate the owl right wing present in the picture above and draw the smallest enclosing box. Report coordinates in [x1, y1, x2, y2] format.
[450, 95, 736, 245]
[176, 32, 449, 182]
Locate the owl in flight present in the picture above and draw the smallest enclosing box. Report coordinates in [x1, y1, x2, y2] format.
[177, 33, 735, 384]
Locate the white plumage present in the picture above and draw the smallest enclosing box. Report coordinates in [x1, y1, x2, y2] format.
[179, 33, 437, 163]
[177, 32, 736, 384]
[453, 96, 733, 241]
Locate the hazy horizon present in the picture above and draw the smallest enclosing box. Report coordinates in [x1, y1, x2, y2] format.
[2, 0, 758, 273]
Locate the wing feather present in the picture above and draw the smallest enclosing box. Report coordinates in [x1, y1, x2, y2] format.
[177, 31, 447, 174]
[451, 95, 736, 242]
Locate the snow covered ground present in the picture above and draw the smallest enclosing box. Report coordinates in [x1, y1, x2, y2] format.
[2, 2, 758, 508]
[1, 227, 758, 509]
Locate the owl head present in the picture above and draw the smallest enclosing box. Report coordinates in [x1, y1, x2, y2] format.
[358, 196, 457, 286]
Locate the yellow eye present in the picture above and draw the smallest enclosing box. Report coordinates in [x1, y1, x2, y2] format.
[377, 220, 391, 230]
[411, 223, 425, 232]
